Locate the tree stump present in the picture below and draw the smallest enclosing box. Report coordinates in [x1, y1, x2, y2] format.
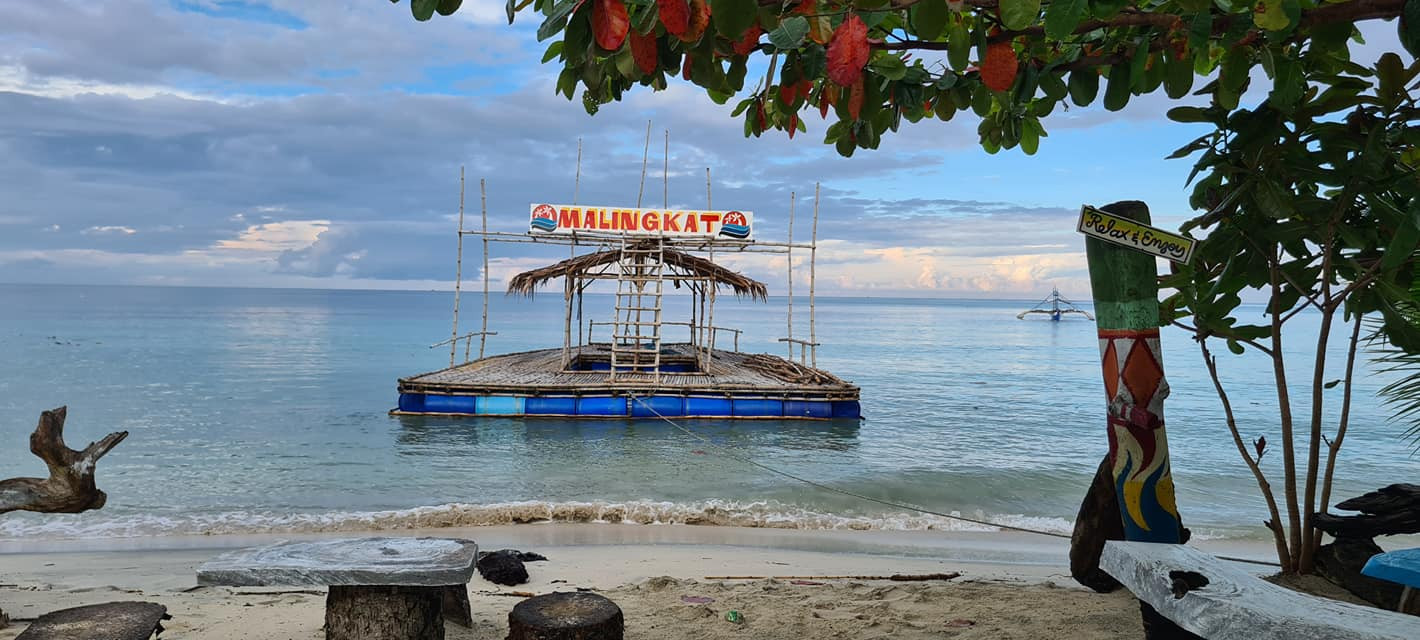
[325, 586, 442, 640]
[508, 592, 623, 640]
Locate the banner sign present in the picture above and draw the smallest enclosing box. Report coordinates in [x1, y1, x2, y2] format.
[1077, 205, 1195, 264]
[529, 204, 753, 239]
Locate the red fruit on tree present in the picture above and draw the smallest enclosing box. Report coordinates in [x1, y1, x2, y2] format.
[592, 0, 630, 51]
[629, 30, 659, 75]
[788, 113, 799, 139]
[657, 0, 689, 36]
[980, 40, 1017, 92]
[826, 15, 870, 87]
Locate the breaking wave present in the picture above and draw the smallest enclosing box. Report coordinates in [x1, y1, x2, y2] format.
[0, 499, 1078, 540]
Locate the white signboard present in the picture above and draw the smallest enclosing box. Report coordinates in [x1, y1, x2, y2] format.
[1077, 205, 1195, 264]
[530, 204, 753, 239]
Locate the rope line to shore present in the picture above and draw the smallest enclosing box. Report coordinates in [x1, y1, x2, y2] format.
[626, 394, 1282, 568]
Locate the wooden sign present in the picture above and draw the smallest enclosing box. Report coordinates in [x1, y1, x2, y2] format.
[1077, 205, 1195, 264]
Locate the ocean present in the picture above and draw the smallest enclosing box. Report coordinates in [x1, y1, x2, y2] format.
[0, 283, 1412, 542]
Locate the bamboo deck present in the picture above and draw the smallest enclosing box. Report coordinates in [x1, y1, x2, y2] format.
[399, 343, 859, 399]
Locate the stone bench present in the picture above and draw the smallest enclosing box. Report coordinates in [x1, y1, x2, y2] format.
[1101, 541, 1417, 640]
[197, 537, 477, 640]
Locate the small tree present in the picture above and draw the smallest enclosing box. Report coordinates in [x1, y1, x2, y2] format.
[392, 0, 1420, 573]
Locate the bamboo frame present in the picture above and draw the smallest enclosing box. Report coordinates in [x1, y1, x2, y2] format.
[479, 178, 491, 360]
[810, 183, 820, 368]
[449, 167, 467, 367]
[786, 192, 795, 361]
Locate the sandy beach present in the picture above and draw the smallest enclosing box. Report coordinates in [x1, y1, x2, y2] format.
[0, 524, 1280, 639]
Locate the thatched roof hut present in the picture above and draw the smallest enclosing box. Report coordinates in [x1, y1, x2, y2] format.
[506, 243, 768, 301]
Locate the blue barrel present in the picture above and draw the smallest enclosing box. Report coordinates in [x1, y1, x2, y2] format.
[397, 393, 426, 413]
[784, 400, 832, 419]
[733, 398, 783, 417]
[684, 396, 732, 417]
[577, 396, 628, 416]
[831, 401, 862, 419]
[477, 396, 525, 415]
[631, 396, 685, 418]
[422, 394, 478, 414]
[525, 396, 577, 416]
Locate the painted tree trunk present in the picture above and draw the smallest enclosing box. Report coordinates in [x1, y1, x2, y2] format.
[1085, 201, 1193, 639]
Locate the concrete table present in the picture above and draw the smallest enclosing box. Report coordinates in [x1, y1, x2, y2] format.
[198, 537, 478, 640]
[1362, 547, 1420, 612]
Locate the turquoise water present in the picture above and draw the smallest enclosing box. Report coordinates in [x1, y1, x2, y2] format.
[0, 283, 1412, 541]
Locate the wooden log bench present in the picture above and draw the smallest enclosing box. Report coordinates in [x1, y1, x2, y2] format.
[197, 537, 477, 640]
[1100, 541, 1417, 640]
[14, 601, 168, 640]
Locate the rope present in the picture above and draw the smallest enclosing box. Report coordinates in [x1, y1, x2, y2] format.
[626, 394, 1282, 568]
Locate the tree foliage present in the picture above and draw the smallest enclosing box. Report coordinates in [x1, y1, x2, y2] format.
[395, 0, 1410, 156]
[1162, 52, 1420, 573]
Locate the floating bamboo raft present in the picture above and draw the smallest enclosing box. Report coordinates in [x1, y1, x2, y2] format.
[395, 343, 861, 419]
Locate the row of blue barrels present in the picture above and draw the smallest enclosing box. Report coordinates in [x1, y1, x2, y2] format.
[397, 393, 861, 419]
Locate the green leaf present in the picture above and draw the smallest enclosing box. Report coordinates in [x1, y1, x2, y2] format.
[1267, 57, 1304, 113]
[1166, 106, 1210, 123]
[711, 0, 757, 42]
[1103, 63, 1130, 111]
[1164, 52, 1194, 99]
[999, 0, 1040, 31]
[537, 0, 579, 41]
[1039, 70, 1068, 101]
[1227, 339, 1245, 355]
[506, 0, 517, 23]
[947, 20, 970, 71]
[1323, 379, 1342, 389]
[412, 0, 439, 21]
[437, 0, 464, 16]
[1402, 0, 1420, 57]
[542, 40, 565, 63]
[768, 16, 810, 51]
[911, 0, 949, 40]
[1253, 0, 1288, 31]
[1382, 201, 1420, 271]
[869, 54, 907, 81]
[801, 44, 827, 80]
[1044, 0, 1087, 39]
[1068, 68, 1099, 106]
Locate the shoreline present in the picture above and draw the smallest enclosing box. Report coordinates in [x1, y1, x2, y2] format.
[0, 524, 1283, 639]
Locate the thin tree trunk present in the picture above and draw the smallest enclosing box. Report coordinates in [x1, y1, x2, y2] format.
[1269, 262, 1302, 570]
[1201, 341, 1292, 572]
[1300, 264, 1338, 573]
[1318, 314, 1364, 525]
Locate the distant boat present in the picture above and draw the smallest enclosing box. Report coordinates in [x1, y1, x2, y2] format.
[1017, 287, 1093, 321]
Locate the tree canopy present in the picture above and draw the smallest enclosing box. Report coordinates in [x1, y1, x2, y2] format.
[397, 0, 1412, 156]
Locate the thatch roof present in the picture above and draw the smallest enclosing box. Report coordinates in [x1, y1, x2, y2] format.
[507, 242, 768, 301]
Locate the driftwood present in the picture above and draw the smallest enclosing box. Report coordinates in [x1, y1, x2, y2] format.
[0, 407, 128, 515]
[1101, 541, 1417, 640]
[704, 573, 960, 581]
[1314, 484, 1420, 613]
[508, 592, 623, 640]
[14, 601, 168, 640]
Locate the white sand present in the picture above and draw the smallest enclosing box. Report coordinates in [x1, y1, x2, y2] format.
[0, 524, 1276, 639]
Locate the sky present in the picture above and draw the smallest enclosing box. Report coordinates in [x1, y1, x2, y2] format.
[0, 1, 1408, 299]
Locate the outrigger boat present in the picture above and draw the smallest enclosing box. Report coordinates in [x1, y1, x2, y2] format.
[1016, 286, 1094, 321]
[393, 170, 861, 420]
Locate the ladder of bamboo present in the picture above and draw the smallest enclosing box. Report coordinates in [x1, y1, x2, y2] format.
[610, 238, 664, 382]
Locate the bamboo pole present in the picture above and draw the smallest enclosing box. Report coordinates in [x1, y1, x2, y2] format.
[705, 168, 716, 361]
[479, 178, 491, 360]
[450, 167, 467, 367]
[810, 183, 820, 368]
[1082, 200, 1185, 638]
[563, 276, 574, 369]
[786, 192, 795, 362]
[637, 120, 651, 208]
[663, 130, 669, 208]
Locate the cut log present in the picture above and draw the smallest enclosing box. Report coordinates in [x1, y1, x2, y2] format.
[508, 592, 623, 640]
[15, 601, 168, 640]
[325, 585, 442, 640]
[1101, 541, 1417, 640]
[0, 407, 128, 515]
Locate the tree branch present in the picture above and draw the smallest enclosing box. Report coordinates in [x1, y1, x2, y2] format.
[0, 407, 128, 515]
